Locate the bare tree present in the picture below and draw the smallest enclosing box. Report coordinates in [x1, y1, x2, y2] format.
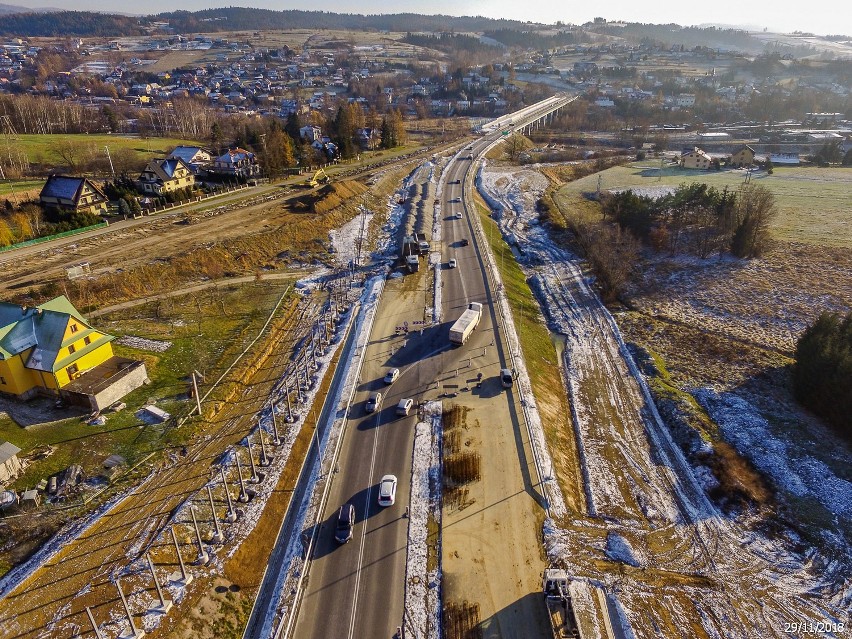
[730, 183, 777, 258]
[503, 133, 528, 162]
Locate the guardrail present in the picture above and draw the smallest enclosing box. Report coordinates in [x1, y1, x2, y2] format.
[0, 222, 108, 253]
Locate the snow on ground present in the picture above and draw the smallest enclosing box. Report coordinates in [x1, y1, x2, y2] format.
[604, 532, 642, 568]
[629, 244, 852, 356]
[329, 206, 372, 268]
[477, 163, 850, 637]
[115, 335, 172, 352]
[471, 165, 568, 519]
[264, 274, 386, 637]
[403, 403, 441, 639]
[695, 388, 852, 520]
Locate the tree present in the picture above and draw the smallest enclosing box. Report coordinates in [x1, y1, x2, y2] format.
[504, 133, 528, 162]
[794, 311, 852, 437]
[0, 219, 13, 247]
[729, 183, 777, 258]
[261, 129, 296, 179]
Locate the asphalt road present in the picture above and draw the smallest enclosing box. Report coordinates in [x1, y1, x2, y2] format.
[290, 96, 574, 639]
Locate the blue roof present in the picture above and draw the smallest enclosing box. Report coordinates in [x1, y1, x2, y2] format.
[41, 176, 83, 201]
[169, 146, 208, 165]
[160, 158, 180, 178]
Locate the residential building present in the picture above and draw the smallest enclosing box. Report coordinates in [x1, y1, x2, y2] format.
[39, 176, 108, 215]
[0, 296, 148, 410]
[680, 147, 712, 169]
[167, 146, 213, 174]
[209, 148, 260, 178]
[730, 145, 755, 167]
[137, 157, 195, 195]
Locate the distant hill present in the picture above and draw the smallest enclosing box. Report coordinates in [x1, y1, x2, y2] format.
[0, 3, 61, 14]
[152, 8, 528, 34]
[0, 10, 144, 36]
[0, 5, 778, 56]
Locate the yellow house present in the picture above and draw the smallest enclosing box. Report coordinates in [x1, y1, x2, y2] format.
[39, 175, 109, 215]
[730, 145, 755, 167]
[138, 157, 196, 195]
[0, 296, 116, 400]
[680, 147, 712, 169]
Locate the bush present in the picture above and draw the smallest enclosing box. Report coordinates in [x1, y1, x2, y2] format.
[794, 311, 852, 438]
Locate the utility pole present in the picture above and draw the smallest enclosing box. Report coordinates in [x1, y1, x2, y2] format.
[104, 146, 116, 179]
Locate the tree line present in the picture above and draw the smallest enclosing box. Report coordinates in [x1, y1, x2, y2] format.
[600, 182, 778, 259]
[794, 312, 852, 438]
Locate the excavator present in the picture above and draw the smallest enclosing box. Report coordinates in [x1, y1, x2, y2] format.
[303, 168, 331, 188]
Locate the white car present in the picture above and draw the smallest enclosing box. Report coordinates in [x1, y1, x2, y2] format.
[455, 211, 463, 219]
[365, 392, 382, 413]
[384, 368, 400, 384]
[448, 258, 457, 269]
[396, 398, 414, 416]
[378, 474, 397, 507]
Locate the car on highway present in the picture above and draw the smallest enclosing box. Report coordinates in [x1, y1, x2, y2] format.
[459, 238, 469, 247]
[450, 197, 461, 203]
[448, 258, 457, 269]
[365, 392, 383, 413]
[334, 503, 355, 543]
[383, 368, 400, 384]
[455, 211, 463, 219]
[500, 368, 514, 388]
[396, 398, 414, 416]
[378, 474, 397, 507]
[450, 179, 461, 184]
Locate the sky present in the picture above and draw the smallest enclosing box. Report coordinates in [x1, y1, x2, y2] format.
[8, 0, 851, 37]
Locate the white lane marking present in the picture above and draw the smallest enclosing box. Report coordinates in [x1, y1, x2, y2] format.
[348, 415, 382, 639]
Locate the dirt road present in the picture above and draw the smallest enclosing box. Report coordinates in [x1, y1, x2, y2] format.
[0, 294, 322, 639]
[480, 165, 849, 638]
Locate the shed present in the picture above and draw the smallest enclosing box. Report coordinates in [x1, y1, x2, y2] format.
[0, 441, 22, 484]
[20, 489, 40, 509]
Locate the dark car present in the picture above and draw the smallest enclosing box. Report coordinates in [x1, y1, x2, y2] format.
[334, 503, 355, 543]
[459, 238, 469, 247]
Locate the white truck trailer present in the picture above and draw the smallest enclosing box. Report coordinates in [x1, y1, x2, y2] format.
[449, 302, 483, 345]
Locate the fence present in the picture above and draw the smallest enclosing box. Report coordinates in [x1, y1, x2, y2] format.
[0, 222, 109, 253]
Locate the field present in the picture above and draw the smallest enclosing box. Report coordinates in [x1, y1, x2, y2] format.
[9, 133, 199, 167]
[564, 163, 852, 248]
[0, 179, 44, 204]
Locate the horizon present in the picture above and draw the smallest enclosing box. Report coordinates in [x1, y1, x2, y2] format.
[3, 1, 851, 38]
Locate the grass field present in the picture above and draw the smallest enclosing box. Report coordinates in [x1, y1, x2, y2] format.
[12, 133, 200, 166]
[0, 179, 45, 201]
[0, 281, 294, 493]
[555, 163, 852, 248]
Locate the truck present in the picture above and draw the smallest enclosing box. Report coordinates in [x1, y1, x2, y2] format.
[405, 254, 420, 273]
[413, 233, 430, 255]
[543, 569, 579, 638]
[449, 302, 483, 345]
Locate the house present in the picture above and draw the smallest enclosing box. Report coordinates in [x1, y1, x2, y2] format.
[0, 441, 22, 484]
[167, 146, 213, 174]
[730, 145, 756, 167]
[137, 157, 195, 195]
[209, 148, 260, 178]
[0, 296, 148, 410]
[299, 125, 322, 142]
[355, 128, 379, 150]
[39, 176, 108, 215]
[680, 147, 712, 169]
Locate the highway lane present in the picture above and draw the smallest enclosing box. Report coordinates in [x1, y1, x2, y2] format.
[291, 96, 573, 639]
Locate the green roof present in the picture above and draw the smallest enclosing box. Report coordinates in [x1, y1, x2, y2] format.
[0, 296, 114, 372]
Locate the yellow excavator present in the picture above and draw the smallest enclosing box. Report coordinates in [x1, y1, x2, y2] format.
[303, 168, 331, 188]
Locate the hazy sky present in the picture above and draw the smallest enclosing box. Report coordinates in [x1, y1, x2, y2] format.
[10, 0, 851, 36]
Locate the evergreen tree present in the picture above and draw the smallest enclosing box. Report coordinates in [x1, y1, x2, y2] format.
[794, 312, 852, 437]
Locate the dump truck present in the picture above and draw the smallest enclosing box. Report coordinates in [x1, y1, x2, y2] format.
[543, 569, 579, 638]
[449, 302, 483, 345]
[413, 232, 430, 255]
